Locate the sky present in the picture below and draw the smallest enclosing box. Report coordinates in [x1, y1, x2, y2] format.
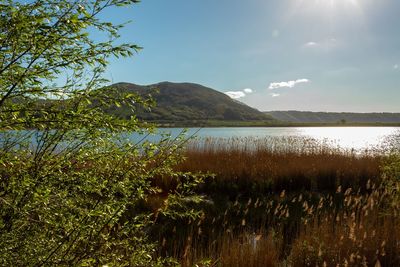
[103, 0, 400, 112]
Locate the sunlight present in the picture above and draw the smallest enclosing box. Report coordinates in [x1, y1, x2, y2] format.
[301, 0, 360, 8]
[316, 0, 359, 7]
[294, 0, 362, 13]
[299, 127, 396, 151]
[288, 0, 366, 29]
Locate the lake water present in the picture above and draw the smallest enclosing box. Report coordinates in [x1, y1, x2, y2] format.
[2, 127, 399, 153]
[142, 127, 400, 152]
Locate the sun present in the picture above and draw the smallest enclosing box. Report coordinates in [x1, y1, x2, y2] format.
[287, 0, 366, 33]
[292, 0, 363, 17]
[302, 0, 360, 9]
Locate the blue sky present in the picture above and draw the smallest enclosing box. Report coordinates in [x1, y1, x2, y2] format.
[104, 0, 400, 112]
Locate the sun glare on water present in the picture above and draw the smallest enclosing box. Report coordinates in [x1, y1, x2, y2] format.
[299, 127, 396, 151]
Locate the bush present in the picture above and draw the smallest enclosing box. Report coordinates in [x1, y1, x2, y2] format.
[0, 1, 204, 265]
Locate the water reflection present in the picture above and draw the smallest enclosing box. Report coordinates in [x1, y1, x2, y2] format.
[150, 127, 400, 152]
[298, 127, 399, 151]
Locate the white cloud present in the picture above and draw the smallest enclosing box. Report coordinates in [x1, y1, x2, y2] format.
[394, 64, 399, 70]
[270, 93, 280, 98]
[305, 41, 318, 47]
[272, 29, 280, 38]
[225, 91, 246, 99]
[225, 88, 254, 99]
[268, 79, 309, 90]
[303, 38, 339, 51]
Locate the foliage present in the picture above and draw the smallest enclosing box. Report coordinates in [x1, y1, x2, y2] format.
[382, 152, 400, 210]
[0, 1, 203, 266]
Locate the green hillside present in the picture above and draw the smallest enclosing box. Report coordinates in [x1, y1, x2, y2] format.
[108, 82, 274, 124]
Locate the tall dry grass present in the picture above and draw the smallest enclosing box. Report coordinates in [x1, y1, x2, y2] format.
[150, 137, 399, 266]
[176, 137, 382, 194]
[172, 182, 400, 266]
[288, 185, 400, 266]
[182, 231, 279, 267]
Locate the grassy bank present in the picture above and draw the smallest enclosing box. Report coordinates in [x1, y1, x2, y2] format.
[149, 137, 400, 266]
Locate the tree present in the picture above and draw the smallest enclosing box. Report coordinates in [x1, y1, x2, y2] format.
[0, 0, 144, 130]
[0, 1, 203, 265]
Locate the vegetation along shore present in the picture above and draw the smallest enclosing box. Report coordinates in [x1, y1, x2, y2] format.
[144, 137, 400, 266]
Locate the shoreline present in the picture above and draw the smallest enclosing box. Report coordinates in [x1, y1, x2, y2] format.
[153, 121, 400, 128]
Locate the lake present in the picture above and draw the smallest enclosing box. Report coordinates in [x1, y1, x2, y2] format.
[2, 127, 399, 153]
[137, 127, 400, 152]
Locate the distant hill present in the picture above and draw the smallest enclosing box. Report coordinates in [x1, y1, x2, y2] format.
[109, 82, 273, 123]
[265, 111, 400, 124]
[24, 82, 400, 126]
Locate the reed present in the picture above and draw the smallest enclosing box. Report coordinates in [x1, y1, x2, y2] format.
[151, 137, 399, 266]
[176, 137, 382, 194]
[183, 230, 280, 267]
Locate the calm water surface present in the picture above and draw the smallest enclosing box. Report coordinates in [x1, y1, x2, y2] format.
[3, 127, 399, 152]
[145, 127, 400, 151]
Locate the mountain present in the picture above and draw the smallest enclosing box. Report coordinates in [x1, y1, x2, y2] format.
[265, 111, 400, 124]
[109, 82, 274, 123]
